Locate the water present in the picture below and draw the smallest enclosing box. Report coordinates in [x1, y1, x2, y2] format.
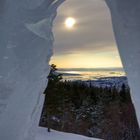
[57, 68, 126, 81]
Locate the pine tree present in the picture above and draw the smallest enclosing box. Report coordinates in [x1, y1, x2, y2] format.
[120, 83, 127, 103]
[45, 64, 62, 132]
[47, 64, 62, 84]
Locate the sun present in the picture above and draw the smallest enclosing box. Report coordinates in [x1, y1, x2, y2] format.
[65, 17, 76, 29]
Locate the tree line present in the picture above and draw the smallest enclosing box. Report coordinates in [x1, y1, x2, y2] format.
[39, 64, 140, 140]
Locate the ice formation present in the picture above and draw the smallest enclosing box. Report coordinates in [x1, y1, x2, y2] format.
[0, 0, 140, 140]
[0, 0, 64, 140]
[106, 0, 140, 126]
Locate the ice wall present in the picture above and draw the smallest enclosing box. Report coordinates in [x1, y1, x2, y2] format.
[0, 0, 64, 140]
[106, 0, 140, 126]
[0, 0, 140, 140]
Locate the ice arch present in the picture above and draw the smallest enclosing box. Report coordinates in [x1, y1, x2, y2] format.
[0, 0, 139, 140]
[106, 0, 140, 126]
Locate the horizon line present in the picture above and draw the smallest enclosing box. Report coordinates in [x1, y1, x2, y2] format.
[57, 67, 123, 70]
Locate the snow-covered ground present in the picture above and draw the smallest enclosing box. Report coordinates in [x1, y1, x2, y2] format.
[36, 127, 101, 140]
[73, 76, 128, 90]
[85, 76, 128, 90]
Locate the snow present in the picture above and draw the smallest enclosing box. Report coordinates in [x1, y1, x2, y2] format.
[0, 0, 140, 140]
[85, 76, 128, 90]
[106, 0, 140, 126]
[0, 0, 64, 140]
[36, 127, 101, 140]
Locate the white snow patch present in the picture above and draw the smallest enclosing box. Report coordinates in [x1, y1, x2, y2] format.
[36, 127, 101, 140]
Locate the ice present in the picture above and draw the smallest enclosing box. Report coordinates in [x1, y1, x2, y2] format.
[0, 0, 64, 140]
[0, 0, 140, 140]
[106, 0, 140, 126]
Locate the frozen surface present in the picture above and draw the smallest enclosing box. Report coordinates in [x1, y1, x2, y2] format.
[0, 0, 140, 140]
[0, 0, 64, 140]
[36, 127, 101, 140]
[106, 0, 140, 126]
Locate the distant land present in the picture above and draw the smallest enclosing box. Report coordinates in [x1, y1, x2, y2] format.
[58, 67, 124, 71]
[57, 67, 125, 81]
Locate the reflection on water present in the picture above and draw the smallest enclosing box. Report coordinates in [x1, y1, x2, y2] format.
[57, 68, 126, 81]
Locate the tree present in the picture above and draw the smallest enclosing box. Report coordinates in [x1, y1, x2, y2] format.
[47, 64, 62, 84]
[45, 64, 62, 132]
[120, 83, 131, 103]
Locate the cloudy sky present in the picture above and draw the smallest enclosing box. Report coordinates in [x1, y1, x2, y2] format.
[50, 0, 123, 68]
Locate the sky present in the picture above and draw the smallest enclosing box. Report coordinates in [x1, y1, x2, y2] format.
[50, 0, 123, 69]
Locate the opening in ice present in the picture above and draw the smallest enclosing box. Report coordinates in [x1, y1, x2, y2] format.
[39, 0, 140, 139]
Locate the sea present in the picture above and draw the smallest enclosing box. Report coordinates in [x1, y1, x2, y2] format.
[57, 68, 126, 81]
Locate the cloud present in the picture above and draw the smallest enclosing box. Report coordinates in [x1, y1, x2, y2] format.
[53, 0, 117, 56]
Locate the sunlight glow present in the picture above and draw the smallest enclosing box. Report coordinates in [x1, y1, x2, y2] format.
[65, 17, 76, 28]
[50, 52, 123, 69]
